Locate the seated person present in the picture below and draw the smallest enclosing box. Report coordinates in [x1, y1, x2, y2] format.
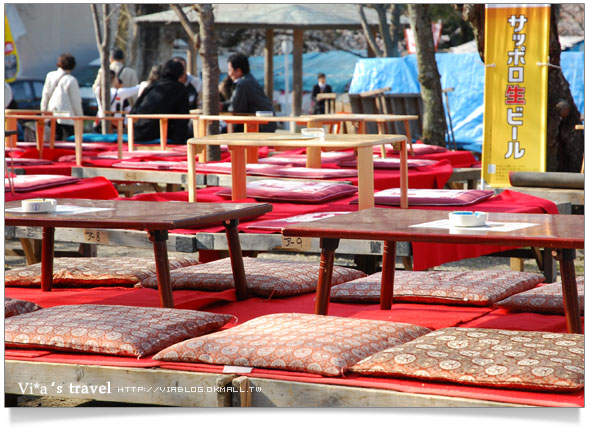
[222, 52, 277, 133]
[130, 60, 190, 144]
[93, 70, 139, 132]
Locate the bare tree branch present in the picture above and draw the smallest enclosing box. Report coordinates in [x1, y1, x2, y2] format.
[171, 4, 200, 49]
[357, 4, 382, 57]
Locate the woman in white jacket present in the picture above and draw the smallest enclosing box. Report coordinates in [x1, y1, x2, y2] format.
[40, 53, 83, 140]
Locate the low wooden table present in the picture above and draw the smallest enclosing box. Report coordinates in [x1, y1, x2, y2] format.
[5, 198, 272, 308]
[282, 208, 583, 333]
[187, 132, 409, 210]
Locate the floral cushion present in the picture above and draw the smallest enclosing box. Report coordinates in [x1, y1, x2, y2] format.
[153, 313, 431, 376]
[5, 174, 80, 192]
[194, 162, 357, 179]
[373, 143, 448, 156]
[4, 256, 198, 287]
[495, 277, 584, 314]
[259, 152, 356, 167]
[5, 297, 42, 318]
[371, 188, 495, 206]
[351, 327, 584, 392]
[138, 257, 366, 298]
[5, 158, 54, 166]
[330, 270, 544, 306]
[215, 179, 358, 203]
[5, 304, 233, 357]
[338, 158, 437, 169]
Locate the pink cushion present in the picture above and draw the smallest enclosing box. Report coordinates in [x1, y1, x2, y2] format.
[4, 158, 54, 166]
[374, 143, 448, 156]
[246, 211, 351, 231]
[338, 158, 437, 169]
[4, 256, 199, 287]
[495, 277, 584, 314]
[112, 160, 188, 170]
[351, 327, 584, 392]
[195, 162, 356, 179]
[371, 188, 495, 206]
[215, 179, 358, 203]
[259, 151, 356, 166]
[5, 304, 233, 357]
[97, 150, 182, 159]
[153, 313, 431, 376]
[330, 270, 544, 306]
[138, 257, 366, 298]
[5, 174, 80, 192]
[5, 297, 42, 318]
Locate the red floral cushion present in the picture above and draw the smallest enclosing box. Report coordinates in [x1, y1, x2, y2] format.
[4, 256, 198, 287]
[374, 143, 448, 156]
[153, 313, 431, 376]
[259, 151, 356, 166]
[495, 277, 584, 314]
[196, 162, 357, 179]
[330, 270, 544, 306]
[5, 297, 42, 318]
[215, 179, 358, 203]
[351, 327, 584, 392]
[338, 158, 437, 169]
[5, 175, 80, 192]
[5, 304, 233, 357]
[138, 257, 366, 298]
[370, 188, 495, 206]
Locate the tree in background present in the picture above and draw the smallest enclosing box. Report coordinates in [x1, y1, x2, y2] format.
[459, 4, 584, 172]
[408, 4, 447, 146]
[90, 4, 112, 134]
[357, 4, 405, 57]
[172, 4, 221, 161]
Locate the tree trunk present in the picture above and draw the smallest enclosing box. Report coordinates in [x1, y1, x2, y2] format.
[460, 4, 584, 172]
[408, 4, 447, 146]
[90, 4, 111, 134]
[194, 4, 221, 160]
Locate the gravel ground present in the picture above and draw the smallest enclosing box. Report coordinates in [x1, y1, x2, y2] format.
[3, 239, 584, 407]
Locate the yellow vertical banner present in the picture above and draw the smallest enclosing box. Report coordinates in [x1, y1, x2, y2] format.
[482, 4, 550, 187]
[4, 15, 20, 82]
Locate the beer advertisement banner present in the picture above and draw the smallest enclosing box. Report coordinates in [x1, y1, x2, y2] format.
[482, 4, 550, 187]
[5, 15, 20, 82]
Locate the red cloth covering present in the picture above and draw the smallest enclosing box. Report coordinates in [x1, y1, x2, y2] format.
[5, 176, 119, 202]
[4, 163, 75, 176]
[459, 308, 584, 333]
[4, 286, 237, 311]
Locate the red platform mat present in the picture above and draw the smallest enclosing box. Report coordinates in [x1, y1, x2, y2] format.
[5, 176, 119, 202]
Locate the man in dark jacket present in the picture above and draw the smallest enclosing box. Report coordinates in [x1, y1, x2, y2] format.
[222, 52, 277, 133]
[311, 72, 332, 114]
[131, 60, 190, 144]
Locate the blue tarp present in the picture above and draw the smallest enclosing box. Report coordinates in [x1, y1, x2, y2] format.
[243, 50, 364, 93]
[348, 52, 584, 153]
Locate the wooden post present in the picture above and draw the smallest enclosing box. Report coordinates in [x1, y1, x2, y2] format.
[264, 29, 274, 100]
[116, 119, 123, 159]
[292, 29, 304, 117]
[127, 117, 135, 152]
[74, 118, 84, 166]
[160, 118, 168, 150]
[187, 142, 197, 202]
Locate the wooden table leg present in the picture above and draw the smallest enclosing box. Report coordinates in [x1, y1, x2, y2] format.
[554, 248, 582, 334]
[116, 120, 123, 160]
[40, 227, 55, 292]
[224, 218, 249, 300]
[160, 118, 168, 150]
[399, 137, 408, 209]
[127, 118, 135, 152]
[148, 230, 173, 308]
[74, 119, 84, 166]
[5, 117, 17, 147]
[404, 120, 414, 156]
[315, 237, 340, 315]
[230, 146, 247, 200]
[49, 119, 56, 149]
[36, 119, 45, 158]
[356, 146, 375, 210]
[187, 142, 197, 202]
[380, 240, 396, 310]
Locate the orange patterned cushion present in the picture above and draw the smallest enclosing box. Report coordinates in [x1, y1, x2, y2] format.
[495, 277, 584, 314]
[4, 256, 198, 287]
[5, 297, 42, 318]
[154, 313, 431, 376]
[5, 305, 233, 357]
[351, 327, 584, 392]
[330, 270, 544, 306]
[138, 257, 366, 298]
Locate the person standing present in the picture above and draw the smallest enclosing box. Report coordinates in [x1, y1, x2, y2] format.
[311, 73, 332, 114]
[93, 47, 139, 107]
[130, 59, 190, 144]
[222, 52, 277, 132]
[40, 52, 83, 140]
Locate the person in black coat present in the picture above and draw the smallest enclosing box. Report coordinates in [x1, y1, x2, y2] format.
[311, 72, 332, 114]
[222, 52, 277, 133]
[131, 60, 190, 144]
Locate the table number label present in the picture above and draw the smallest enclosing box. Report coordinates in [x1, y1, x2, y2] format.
[82, 229, 109, 244]
[281, 236, 311, 251]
